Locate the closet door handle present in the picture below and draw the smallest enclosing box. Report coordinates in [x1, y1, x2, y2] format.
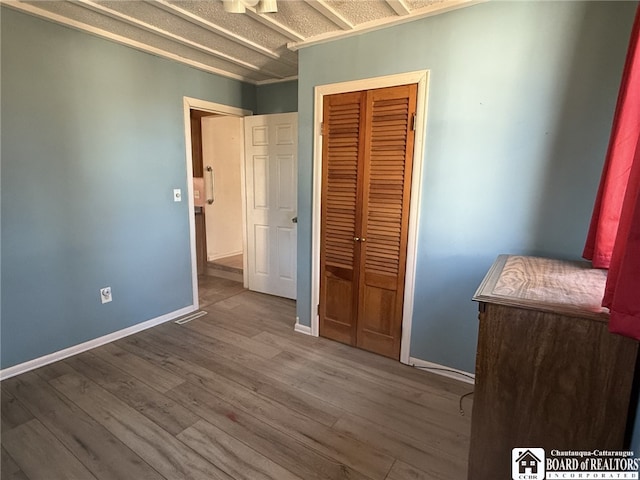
[354, 236, 360, 242]
[360, 238, 366, 242]
[206, 166, 214, 205]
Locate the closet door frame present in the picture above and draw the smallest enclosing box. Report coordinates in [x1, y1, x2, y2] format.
[308, 70, 430, 365]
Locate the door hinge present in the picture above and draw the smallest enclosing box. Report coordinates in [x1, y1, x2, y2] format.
[411, 113, 417, 131]
[317, 304, 320, 315]
[320, 122, 325, 135]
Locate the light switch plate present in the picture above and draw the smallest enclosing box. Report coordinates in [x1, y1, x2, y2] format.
[173, 189, 182, 202]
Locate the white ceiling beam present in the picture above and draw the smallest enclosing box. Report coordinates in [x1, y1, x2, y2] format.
[289, 0, 486, 51]
[150, 0, 291, 64]
[385, 0, 411, 16]
[2, 1, 265, 84]
[304, 0, 354, 30]
[243, 7, 305, 42]
[74, 0, 287, 78]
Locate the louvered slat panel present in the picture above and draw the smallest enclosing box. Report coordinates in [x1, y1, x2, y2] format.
[323, 100, 360, 268]
[363, 95, 410, 277]
[355, 84, 418, 360]
[319, 91, 364, 347]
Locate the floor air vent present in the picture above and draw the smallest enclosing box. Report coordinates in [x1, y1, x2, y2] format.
[174, 311, 208, 325]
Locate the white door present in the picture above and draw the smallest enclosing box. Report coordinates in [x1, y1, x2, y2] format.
[244, 113, 297, 299]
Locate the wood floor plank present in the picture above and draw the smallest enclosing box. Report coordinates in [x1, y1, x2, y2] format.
[249, 328, 334, 355]
[197, 308, 268, 338]
[144, 321, 263, 364]
[50, 371, 233, 480]
[204, 339, 470, 452]
[177, 419, 303, 480]
[1, 390, 33, 432]
[93, 341, 185, 392]
[207, 300, 308, 339]
[333, 413, 467, 479]
[197, 275, 246, 308]
[276, 349, 470, 432]
[65, 352, 199, 436]
[326, 340, 471, 395]
[252, 333, 475, 432]
[213, 291, 296, 328]
[144, 315, 468, 454]
[184, 319, 282, 359]
[32, 360, 77, 381]
[277, 345, 461, 412]
[290, 364, 468, 452]
[141, 324, 344, 427]
[120, 335, 394, 480]
[1, 289, 471, 480]
[386, 460, 436, 480]
[204, 310, 294, 339]
[1, 446, 29, 480]
[3, 372, 163, 480]
[166, 381, 372, 480]
[3, 419, 98, 480]
[254, 331, 463, 399]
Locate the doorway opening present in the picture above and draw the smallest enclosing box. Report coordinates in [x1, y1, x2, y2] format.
[192, 112, 245, 280]
[182, 97, 252, 310]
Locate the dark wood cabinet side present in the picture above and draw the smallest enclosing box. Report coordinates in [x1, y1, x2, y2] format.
[468, 256, 638, 480]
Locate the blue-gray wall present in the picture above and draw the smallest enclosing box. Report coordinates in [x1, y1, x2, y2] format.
[296, 1, 636, 372]
[3, 0, 640, 452]
[256, 80, 298, 114]
[1, 8, 256, 369]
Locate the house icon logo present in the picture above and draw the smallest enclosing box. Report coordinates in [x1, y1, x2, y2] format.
[512, 448, 545, 480]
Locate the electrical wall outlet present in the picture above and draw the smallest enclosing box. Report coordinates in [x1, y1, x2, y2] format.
[100, 287, 112, 304]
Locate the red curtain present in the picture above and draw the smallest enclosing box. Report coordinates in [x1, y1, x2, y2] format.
[583, 5, 640, 339]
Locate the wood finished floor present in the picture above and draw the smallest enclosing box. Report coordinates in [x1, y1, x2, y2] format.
[1, 276, 472, 480]
[205, 257, 244, 282]
[210, 254, 243, 273]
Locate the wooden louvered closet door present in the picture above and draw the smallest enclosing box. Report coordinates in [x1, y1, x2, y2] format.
[319, 84, 417, 359]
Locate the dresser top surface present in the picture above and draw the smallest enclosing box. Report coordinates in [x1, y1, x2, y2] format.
[473, 255, 609, 321]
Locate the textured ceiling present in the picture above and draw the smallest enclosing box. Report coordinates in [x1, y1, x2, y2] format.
[4, 0, 480, 84]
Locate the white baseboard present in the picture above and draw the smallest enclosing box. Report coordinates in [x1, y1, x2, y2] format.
[409, 357, 475, 385]
[294, 318, 312, 335]
[207, 250, 243, 262]
[0, 305, 196, 381]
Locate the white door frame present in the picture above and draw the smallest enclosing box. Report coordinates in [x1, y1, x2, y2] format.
[182, 97, 252, 309]
[310, 71, 430, 364]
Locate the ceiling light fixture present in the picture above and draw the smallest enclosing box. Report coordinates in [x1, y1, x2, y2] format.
[222, 0, 278, 13]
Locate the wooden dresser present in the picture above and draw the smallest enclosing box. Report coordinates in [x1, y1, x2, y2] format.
[468, 255, 638, 480]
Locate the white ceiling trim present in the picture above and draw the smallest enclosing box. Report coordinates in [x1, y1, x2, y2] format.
[304, 0, 354, 31]
[255, 75, 298, 86]
[150, 0, 289, 64]
[385, 0, 411, 16]
[288, 0, 486, 51]
[74, 0, 285, 77]
[2, 1, 260, 84]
